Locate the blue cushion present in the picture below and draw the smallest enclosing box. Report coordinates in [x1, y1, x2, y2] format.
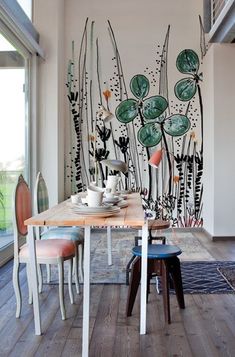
[132, 244, 181, 259]
[41, 227, 84, 242]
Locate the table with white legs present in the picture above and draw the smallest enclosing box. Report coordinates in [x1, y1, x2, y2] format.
[25, 193, 148, 357]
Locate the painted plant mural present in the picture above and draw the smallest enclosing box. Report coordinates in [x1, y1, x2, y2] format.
[66, 18, 203, 227]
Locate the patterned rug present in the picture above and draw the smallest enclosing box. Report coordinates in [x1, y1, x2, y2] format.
[218, 266, 235, 292]
[179, 261, 235, 294]
[44, 230, 234, 293]
[89, 230, 214, 284]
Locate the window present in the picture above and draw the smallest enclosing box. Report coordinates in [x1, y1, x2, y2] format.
[0, 32, 30, 265]
[16, 0, 32, 20]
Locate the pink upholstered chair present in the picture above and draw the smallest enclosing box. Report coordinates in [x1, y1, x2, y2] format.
[12, 175, 76, 320]
[34, 172, 84, 293]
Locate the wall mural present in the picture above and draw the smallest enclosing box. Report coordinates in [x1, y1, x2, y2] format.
[66, 18, 203, 227]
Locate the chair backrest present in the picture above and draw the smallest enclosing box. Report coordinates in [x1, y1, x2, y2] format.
[12, 175, 32, 255]
[34, 172, 49, 214]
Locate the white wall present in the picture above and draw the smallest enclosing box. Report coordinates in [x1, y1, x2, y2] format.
[203, 44, 235, 237]
[33, 0, 65, 205]
[203, 45, 215, 235]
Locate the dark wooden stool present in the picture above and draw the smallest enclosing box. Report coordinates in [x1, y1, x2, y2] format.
[126, 244, 185, 324]
[125, 220, 170, 285]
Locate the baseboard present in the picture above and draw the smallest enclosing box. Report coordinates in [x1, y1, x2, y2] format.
[93, 227, 204, 233]
[202, 228, 235, 241]
[0, 242, 13, 267]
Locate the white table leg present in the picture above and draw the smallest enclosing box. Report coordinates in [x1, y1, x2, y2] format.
[28, 225, 41, 335]
[82, 225, 91, 357]
[140, 221, 148, 334]
[107, 226, 112, 266]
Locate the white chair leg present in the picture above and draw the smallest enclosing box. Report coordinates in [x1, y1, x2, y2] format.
[46, 264, 51, 283]
[74, 247, 80, 294]
[37, 264, 43, 293]
[26, 263, 33, 305]
[58, 260, 66, 320]
[68, 259, 74, 304]
[13, 261, 22, 317]
[78, 243, 84, 283]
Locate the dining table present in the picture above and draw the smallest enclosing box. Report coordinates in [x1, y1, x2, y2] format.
[24, 192, 148, 357]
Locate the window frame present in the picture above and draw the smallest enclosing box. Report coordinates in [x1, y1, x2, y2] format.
[0, 13, 40, 266]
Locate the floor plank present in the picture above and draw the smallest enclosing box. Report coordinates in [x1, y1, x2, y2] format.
[0, 231, 235, 357]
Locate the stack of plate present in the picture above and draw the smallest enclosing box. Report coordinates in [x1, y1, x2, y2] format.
[69, 203, 121, 217]
[103, 195, 121, 204]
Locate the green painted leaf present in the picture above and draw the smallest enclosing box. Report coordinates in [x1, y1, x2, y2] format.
[176, 49, 199, 75]
[137, 123, 162, 147]
[164, 114, 190, 137]
[143, 96, 168, 120]
[174, 78, 197, 101]
[130, 74, 150, 99]
[115, 99, 138, 123]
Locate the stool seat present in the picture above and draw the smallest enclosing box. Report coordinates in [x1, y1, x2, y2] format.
[132, 244, 182, 259]
[127, 243, 185, 323]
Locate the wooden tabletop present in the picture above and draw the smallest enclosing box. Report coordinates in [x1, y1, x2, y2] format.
[25, 193, 145, 228]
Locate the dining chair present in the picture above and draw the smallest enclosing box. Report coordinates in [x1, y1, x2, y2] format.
[126, 243, 185, 324]
[34, 172, 84, 293]
[12, 174, 76, 320]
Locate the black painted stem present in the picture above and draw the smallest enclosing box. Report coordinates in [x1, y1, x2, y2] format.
[161, 125, 172, 196]
[197, 83, 203, 154]
[138, 107, 152, 201]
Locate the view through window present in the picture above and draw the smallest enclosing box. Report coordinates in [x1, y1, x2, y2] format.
[0, 33, 28, 251]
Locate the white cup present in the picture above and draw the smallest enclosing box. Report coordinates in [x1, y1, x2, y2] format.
[71, 194, 80, 204]
[105, 175, 120, 193]
[87, 185, 104, 207]
[105, 187, 113, 199]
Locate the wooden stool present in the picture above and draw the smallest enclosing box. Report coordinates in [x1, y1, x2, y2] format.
[126, 244, 185, 324]
[125, 220, 170, 285]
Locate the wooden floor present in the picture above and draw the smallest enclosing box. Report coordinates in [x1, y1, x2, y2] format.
[1, 231, 235, 357]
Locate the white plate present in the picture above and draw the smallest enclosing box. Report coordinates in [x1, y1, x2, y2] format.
[103, 196, 121, 204]
[69, 202, 112, 212]
[71, 207, 121, 217]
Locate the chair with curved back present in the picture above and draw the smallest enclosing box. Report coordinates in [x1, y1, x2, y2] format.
[34, 172, 84, 293]
[12, 174, 76, 320]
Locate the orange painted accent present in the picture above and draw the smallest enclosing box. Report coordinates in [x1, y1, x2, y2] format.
[148, 149, 163, 168]
[103, 89, 111, 101]
[173, 176, 180, 183]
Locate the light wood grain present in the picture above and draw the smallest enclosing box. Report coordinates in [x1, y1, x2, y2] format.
[25, 193, 145, 228]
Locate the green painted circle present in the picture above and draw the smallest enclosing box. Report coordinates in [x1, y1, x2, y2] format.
[130, 74, 150, 99]
[176, 49, 199, 75]
[115, 99, 138, 123]
[137, 123, 162, 147]
[174, 78, 197, 101]
[143, 95, 168, 120]
[164, 114, 190, 137]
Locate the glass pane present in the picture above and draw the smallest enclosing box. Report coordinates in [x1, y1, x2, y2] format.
[0, 33, 27, 249]
[16, 0, 32, 20]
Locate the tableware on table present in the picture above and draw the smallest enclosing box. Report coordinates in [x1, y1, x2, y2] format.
[87, 185, 104, 207]
[105, 187, 113, 199]
[103, 195, 121, 204]
[71, 194, 80, 204]
[69, 203, 114, 212]
[104, 175, 120, 193]
[70, 205, 121, 217]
